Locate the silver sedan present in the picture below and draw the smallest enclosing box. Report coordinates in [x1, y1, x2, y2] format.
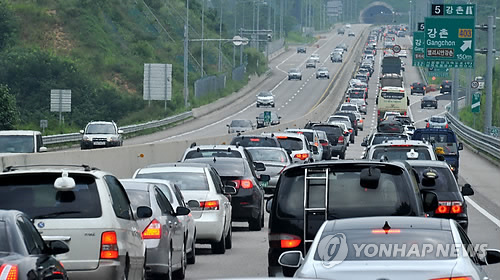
[279, 216, 500, 279]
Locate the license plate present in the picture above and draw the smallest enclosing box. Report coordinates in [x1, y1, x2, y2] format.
[260, 181, 269, 188]
[93, 141, 106, 145]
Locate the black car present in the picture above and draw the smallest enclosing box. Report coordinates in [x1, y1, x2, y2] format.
[410, 82, 426, 95]
[333, 111, 358, 136]
[0, 210, 69, 279]
[407, 160, 474, 231]
[230, 135, 281, 148]
[421, 95, 438, 109]
[330, 53, 342, 63]
[184, 157, 267, 231]
[304, 122, 347, 159]
[337, 28, 345, 35]
[440, 80, 452, 94]
[377, 119, 405, 133]
[267, 161, 438, 276]
[296, 47, 306, 53]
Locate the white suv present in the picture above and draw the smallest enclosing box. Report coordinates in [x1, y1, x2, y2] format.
[0, 130, 47, 155]
[262, 132, 315, 164]
[284, 129, 323, 162]
[133, 163, 235, 254]
[364, 140, 437, 161]
[80, 121, 123, 150]
[0, 165, 152, 280]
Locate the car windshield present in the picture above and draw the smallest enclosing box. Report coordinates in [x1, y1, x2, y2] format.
[276, 138, 303, 151]
[430, 117, 446, 123]
[248, 149, 288, 163]
[314, 229, 455, 261]
[0, 221, 9, 252]
[86, 124, 116, 134]
[0, 173, 102, 219]
[0, 135, 35, 153]
[230, 120, 251, 127]
[319, 67, 328, 71]
[381, 91, 404, 99]
[184, 149, 242, 159]
[277, 166, 415, 220]
[412, 166, 458, 192]
[135, 172, 209, 191]
[289, 69, 299, 73]
[372, 134, 409, 145]
[371, 147, 432, 160]
[258, 92, 272, 97]
[423, 96, 436, 101]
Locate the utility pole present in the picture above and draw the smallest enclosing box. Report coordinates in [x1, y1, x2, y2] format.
[201, 0, 204, 76]
[233, 1, 237, 67]
[256, 2, 260, 51]
[484, 15, 494, 134]
[452, 69, 459, 117]
[218, 0, 223, 72]
[183, 0, 189, 108]
[279, 0, 283, 39]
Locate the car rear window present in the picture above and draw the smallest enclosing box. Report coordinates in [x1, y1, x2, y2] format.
[135, 172, 210, 191]
[125, 189, 151, 208]
[185, 149, 243, 159]
[430, 117, 446, 123]
[412, 166, 458, 192]
[371, 147, 432, 160]
[372, 134, 409, 145]
[276, 138, 303, 151]
[230, 137, 279, 147]
[341, 105, 357, 111]
[314, 229, 455, 261]
[86, 124, 116, 134]
[0, 136, 35, 153]
[248, 149, 288, 163]
[276, 167, 414, 220]
[417, 133, 452, 143]
[0, 173, 102, 219]
[0, 221, 9, 252]
[313, 125, 343, 136]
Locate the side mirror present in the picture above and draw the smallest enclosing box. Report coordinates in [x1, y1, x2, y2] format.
[226, 124, 230, 127]
[136, 206, 153, 219]
[437, 154, 445, 161]
[223, 186, 237, 195]
[484, 249, 500, 265]
[421, 190, 438, 212]
[39, 147, 48, 152]
[187, 200, 200, 208]
[278, 251, 303, 268]
[361, 140, 367, 147]
[260, 174, 271, 182]
[278, 116, 282, 119]
[118, 129, 124, 134]
[424, 119, 428, 123]
[461, 183, 474, 196]
[79, 130, 84, 134]
[266, 198, 273, 213]
[46, 240, 70, 255]
[458, 143, 464, 150]
[312, 145, 319, 154]
[254, 162, 266, 172]
[176, 206, 191, 216]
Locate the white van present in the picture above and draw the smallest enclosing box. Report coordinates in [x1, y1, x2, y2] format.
[0, 130, 47, 154]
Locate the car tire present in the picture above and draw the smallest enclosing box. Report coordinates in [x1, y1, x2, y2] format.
[350, 138, 355, 144]
[272, 104, 275, 108]
[421, 105, 424, 109]
[211, 234, 226, 254]
[256, 104, 260, 108]
[187, 234, 196, 264]
[435, 105, 438, 109]
[339, 152, 346, 159]
[225, 224, 232, 249]
[299, 77, 302, 80]
[327, 76, 330, 79]
[166, 247, 173, 280]
[173, 242, 186, 279]
[249, 216, 262, 231]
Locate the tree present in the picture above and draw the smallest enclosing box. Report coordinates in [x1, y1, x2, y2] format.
[0, 85, 19, 130]
[0, 1, 16, 50]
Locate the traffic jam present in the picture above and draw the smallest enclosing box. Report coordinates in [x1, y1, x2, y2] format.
[1, 21, 499, 280]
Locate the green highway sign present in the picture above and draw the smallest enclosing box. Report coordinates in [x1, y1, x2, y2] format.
[412, 31, 425, 66]
[424, 16, 475, 68]
[431, 4, 475, 17]
[471, 92, 480, 113]
[264, 111, 271, 124]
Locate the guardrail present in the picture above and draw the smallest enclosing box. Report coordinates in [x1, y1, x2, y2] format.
[42, 111, 193, 145]
[446, 112, 500, 161]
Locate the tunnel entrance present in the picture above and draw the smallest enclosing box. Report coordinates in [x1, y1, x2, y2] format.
[360, 2, 395, 24]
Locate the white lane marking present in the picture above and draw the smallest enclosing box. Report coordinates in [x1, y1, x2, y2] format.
[465, 197, 500, 228]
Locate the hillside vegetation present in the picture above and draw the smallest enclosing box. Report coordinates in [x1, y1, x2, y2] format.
[0, 0, 270, 133]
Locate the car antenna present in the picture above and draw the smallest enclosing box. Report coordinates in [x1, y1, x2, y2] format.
[190, 142, 197, 148]
[382, 221, 391, 234]
[212, 157, 217, 163]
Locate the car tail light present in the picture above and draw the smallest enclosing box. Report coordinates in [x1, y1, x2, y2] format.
[445, 124, 449, 128]
[142, 219, 161, 239]
[276, 136, 288, 139]
[233, 179, 253, 189]
[338, 136, 344, 143]
[426, 123, 430, 128]
[320, 141, 328, 146]
[200, 200, 220, 210]
[411, 86, 414, 89]
[250, 138, 260, 142]
[269, 233, 301, 248]
[404, 111, 407, 116]
[294, 153, 309, 161]
[377, 110, 380, 116]
[348, 129, 353, 133]
[391, 144, 412, 147]
[431, 277, 472, 280]
[372, 229, 401, 234]
[101, 231, 119, 259]
[435, 201, 463, 214]
[0, 264, 18, 280]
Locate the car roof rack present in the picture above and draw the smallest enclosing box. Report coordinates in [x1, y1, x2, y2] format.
[3, 164, 99, 172]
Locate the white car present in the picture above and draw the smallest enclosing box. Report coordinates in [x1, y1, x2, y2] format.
[133, 163, 235, 255]
[0, 166, 151, 280]
[310, 53, 320, 63]
[316, 67, 330, 79]
[364, 139, 437, 161]
[262, 132, 315, 164]
[398, 50, 408, 58]
[0, 130, 47, 154]
[279, 216, 500, 280]
[256, 91, 275, 107]
[284, 129, 324, 162]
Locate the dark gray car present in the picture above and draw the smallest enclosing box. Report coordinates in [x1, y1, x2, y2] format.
[245, 147, 292, 194]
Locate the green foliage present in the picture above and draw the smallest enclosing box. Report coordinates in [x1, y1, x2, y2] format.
[0, 85, 19, 130]
[244, 48, 268, 76]
[286, 31, 316, 44]
[0, 1, 17, 50]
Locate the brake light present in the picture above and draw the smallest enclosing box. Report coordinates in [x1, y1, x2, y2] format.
[400, 89, 405, 92]
[377, 110, 380, 116]
[200, 200, 220, 210]
[250, 138, 260, 142]
[431, 277, 472, 280]
[372, 229, 401, 234]
[445, 124, 449, 128]
[276, 136, 288, 139]
[233, 179, 253, 189]
[101, 231, 119, 259]
[294, 153, 309, 160]
[404, 111, 407, 116]
[320, 141, 328, 146]
[391, 144, 412, 147]
[338, 136, 344, 143]
[142, 219, 161, 239]
[426, 123, 430, 128]
[348, 129, 353, 133]
[435, 201, 463, 214]
[411, 86, 414, 89]
[0, 264, 18, 280]
[269, 233, 302, 248]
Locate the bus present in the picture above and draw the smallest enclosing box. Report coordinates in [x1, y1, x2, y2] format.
[377, 86, 409, 123]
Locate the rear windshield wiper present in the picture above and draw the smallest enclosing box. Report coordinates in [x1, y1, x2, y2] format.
[32, 211, 82, 220]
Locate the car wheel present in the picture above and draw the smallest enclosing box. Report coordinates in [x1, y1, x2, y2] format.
[166, 247, 173, 280]
[272, 104, 275, 108]
[211, 233, 226, 254]
[435, 105, 438, 109]
[299, 77, 302, 80]
[339, 152, 346, 159]
[421, 105, 424, 109]
[225, 224, 232, 249]
[173, 242, 186, 279]
[248, 216, 262, 231]
[327, 76, 330, 79]
[350, 138, 355, 144]
[187, 234, 196, 264]
[256, 104, 260, 108]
